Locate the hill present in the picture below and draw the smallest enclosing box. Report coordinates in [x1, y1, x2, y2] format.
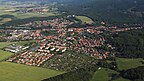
[55, 0, 144, 25]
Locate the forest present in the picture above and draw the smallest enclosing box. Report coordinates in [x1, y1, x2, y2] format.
[109, 29, 144, 58]
[56, 0, 144, 25]
[120, 66, 144, 81]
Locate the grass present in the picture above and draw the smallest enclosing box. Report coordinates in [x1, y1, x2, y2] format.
[0, 5, 56, 25]
[0, 41, 34, 61]
[90, 68, 130, 81]
[0, 50, 13, 61]
[116, 58, 144, 70]
[0, 62, 64, 81]
[0, 42, 15, 48]
[0, 41, 64, 81]
[0, 42, 15, 60]
[90, 68, 118, 81]
[113, 77, 130, 81]
[16, 40, 35, 46]
[76, 16, 93, 24]
[0, 18, 12, 25]
[9, 12, 55, 19]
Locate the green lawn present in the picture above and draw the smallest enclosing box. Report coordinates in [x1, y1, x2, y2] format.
[116, 58, 144, 70]
[76, 16, 93, 24]
[0, 62, 64, 81]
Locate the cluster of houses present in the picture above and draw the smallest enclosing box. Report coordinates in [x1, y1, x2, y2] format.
[19, 18, 73, 28]
[5, 44, 29, 53]
[7, 51, 54, 66]
[4, 17, 144, 69]
[0, 30, 34, 41]
[35, 27, 112, 60]
[37, 41, 67, 53]
[7, 40, 67, 67]
[110, 27, 144, 33]
[16, 5, 49, 14]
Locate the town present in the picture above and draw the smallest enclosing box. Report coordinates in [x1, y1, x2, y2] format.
[0, 17, 143, 71]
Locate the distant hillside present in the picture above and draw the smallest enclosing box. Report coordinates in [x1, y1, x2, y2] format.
[3, 0, 144, 25]
[56, 0, 144, 25]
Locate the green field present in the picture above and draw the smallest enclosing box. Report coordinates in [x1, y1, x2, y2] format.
[0, 42, 15, 60]
[0, 41, 34, 61]
[76, 16, 93, 24]
[0, 5, 56, 25]
[0, 41, 64, 81]
[0, 6, 55, 19]
[90, 68, 118, 81]
[0, 62, 64, 81]
[113, 77, 130, 81]
[116, 58, 144, 70]
[0, 42, 15, 48]
[90, 68, 130, 81]
[0, 50, 13, 61]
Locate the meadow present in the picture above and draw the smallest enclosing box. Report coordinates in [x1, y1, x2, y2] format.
[90, 57, 144, 81]
[0, 42, 64, 81]
[76, 16, 93, 24]
[90, 68, 130, 81]
[116, 58, 144, 70]
[0, 42, 15, 61]
[0, 41, 34, 61]
[0, 62, 64, 81]
[0, 5, 56, 25]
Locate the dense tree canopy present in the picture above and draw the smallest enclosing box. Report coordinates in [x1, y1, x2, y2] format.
[109, 29, 144, 58]
[120, 66, 144, 81]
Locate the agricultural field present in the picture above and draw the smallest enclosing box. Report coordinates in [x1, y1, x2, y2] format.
[0, 62, 64, 81]
[116, 58, 144, 70]
[0, 5, 56, 25]
[76, 16, 93, 24]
